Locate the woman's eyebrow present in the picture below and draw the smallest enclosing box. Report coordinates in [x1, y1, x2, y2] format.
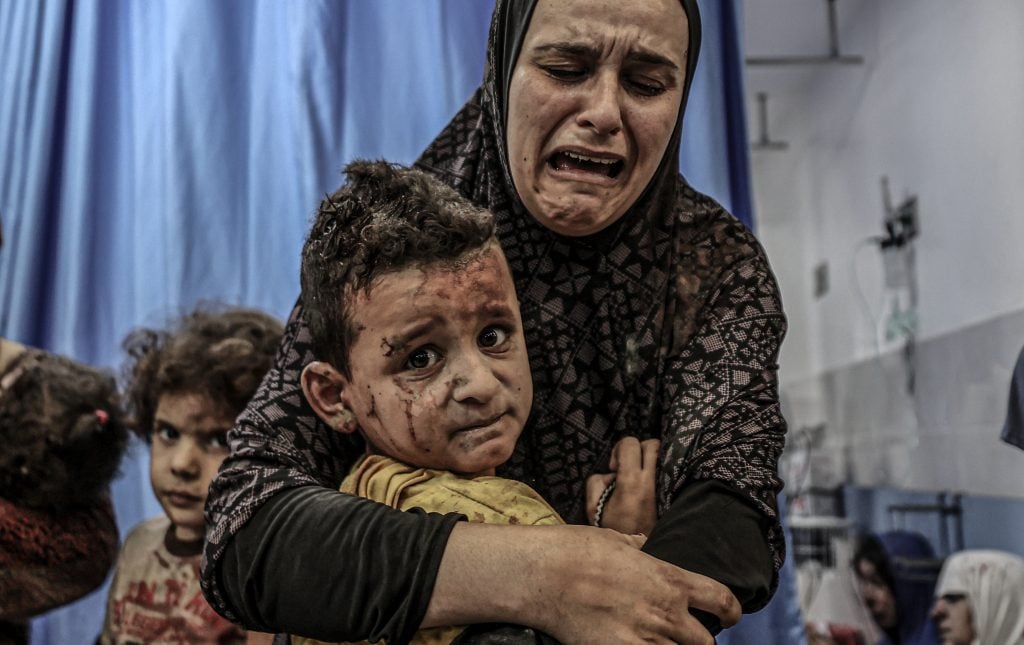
[626, 49, 679, 70]
[533, 42, 597, 58]
[533, 42, 680, 74]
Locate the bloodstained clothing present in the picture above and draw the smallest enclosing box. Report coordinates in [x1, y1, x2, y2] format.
[101, 515, 244, 644]
[290, 454, 563, 645]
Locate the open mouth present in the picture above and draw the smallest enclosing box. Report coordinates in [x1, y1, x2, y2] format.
[548, 150, 624, 179]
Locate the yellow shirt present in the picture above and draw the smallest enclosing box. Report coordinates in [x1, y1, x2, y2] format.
[292, 454, 563, 645]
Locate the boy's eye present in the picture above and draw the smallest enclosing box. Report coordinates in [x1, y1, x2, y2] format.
[155, 424, 179, 441]
[478, 326, 510, 349]
[405, 347, 441, 371]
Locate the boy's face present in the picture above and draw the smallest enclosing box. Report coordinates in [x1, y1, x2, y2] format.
[149, 391, 232, 542]
[339, 242, 532, 477]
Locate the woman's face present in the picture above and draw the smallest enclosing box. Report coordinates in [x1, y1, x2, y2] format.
[506, 0, 689, 236]
[931, 593, 975, 645]
[856, 558, 898, 630]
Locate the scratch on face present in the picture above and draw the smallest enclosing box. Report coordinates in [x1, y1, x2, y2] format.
[380, 337, 405, 358]
[392, 376, 423, 446]
[405, 400, 418, 445]
[367, 392, 377, 418]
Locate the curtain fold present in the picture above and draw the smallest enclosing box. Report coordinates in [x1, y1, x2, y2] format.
[0, 1, 792, 642]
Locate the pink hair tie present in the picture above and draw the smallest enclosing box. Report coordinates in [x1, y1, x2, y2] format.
[95, 409, 110, 425]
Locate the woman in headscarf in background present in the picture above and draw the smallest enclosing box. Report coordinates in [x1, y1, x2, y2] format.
[201, 1, 788, 643]
[931, 550, 1024, 645]
[854, 531, 941, 645]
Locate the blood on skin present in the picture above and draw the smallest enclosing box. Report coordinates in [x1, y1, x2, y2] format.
[380, 337, 403, 357]
[392, 375, 421, 446]
[404, 396, 417, 444]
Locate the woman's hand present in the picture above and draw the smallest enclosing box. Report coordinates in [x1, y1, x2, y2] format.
[426, 522, 740, 645]
[586, 437, 659, 535]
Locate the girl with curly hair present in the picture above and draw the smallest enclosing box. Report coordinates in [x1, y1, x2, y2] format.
[101, 308, 282, 645]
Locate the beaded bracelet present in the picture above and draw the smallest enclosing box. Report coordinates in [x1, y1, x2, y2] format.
[592, 480, 616, 527]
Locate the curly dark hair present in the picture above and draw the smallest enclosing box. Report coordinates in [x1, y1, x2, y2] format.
[0, 351, 129, 510]
[122, 307, 283, 440]
[301, 160, 496, 376]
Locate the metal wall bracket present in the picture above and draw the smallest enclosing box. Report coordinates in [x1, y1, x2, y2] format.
[746, 0, 863, 66]
[751, 93, 789, 150]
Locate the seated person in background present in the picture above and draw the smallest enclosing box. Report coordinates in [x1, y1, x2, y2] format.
[0, 337, 128, 643]
[931, 549, 1024, 645]
[296, 161, 658, 645]
[806, 623, 868, 645]
[101, 308, 282, 645]
[854, 531, 941, 645]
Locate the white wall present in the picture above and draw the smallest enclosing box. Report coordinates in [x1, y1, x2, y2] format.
[742, 0, 1024, 498]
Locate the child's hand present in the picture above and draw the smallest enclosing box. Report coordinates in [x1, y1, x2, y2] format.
[585, 437, 659, 536]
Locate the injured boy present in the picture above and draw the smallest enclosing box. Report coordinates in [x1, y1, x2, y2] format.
[296, 160, 656, 645]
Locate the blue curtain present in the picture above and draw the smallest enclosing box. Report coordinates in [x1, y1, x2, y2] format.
[0, 1, 797, 643]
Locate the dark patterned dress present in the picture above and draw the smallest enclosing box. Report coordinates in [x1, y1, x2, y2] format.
[202, 0, 787, 641]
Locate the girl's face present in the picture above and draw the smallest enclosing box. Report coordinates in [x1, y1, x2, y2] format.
[931, 594, 975, 645]
[149, 391, 233, 542]
[506, 0, 688, 236]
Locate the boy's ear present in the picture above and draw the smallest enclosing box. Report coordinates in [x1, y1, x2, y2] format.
[300, 361, 358, 434]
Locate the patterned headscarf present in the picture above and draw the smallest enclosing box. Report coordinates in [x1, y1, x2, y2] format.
[935, 550, 1024, 645]
[416, 0, 786, 575]
[481, 0, 702, 203]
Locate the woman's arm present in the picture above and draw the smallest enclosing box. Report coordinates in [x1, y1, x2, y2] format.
[582, 438, 770, 634]
[217, 487, 461, 642]
[426, 522, 739, 645]
[204, 302, 739, 643]
[655, 233, 788, 615]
